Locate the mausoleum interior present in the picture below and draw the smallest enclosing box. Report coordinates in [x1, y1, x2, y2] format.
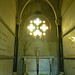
[0, 0, 75, 75]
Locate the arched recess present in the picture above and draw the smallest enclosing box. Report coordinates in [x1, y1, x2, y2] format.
[17, 0, 59, 75]
[22, 14, 51, 56]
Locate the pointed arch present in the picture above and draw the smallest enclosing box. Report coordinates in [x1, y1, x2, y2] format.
[20, 0, 57, 21]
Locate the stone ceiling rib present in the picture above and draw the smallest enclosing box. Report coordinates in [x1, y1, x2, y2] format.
[20, 0, 57, 21]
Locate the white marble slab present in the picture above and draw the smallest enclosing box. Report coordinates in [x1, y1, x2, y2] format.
[64, 59, 75, 75]
[0, 59, 13, 75]
[63, 29, 75, 57]
[0, 21, 15, 56]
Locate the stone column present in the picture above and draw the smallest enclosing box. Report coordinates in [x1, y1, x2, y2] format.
[49, 58, 53, 75]
[24, 58, 27, 75]
[36, 50, 40, 75]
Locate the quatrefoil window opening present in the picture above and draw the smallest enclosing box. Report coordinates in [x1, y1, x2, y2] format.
[27, 18, 48, 37]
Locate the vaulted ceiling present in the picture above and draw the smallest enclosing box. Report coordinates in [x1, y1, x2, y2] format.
[17, 0, 59, 22]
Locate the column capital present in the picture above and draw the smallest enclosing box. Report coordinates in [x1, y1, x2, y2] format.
[16, 17, 22, 25]
[24, 58, 27, 64]
[49, 58, 53, 64]
[55, 18, 61, 26]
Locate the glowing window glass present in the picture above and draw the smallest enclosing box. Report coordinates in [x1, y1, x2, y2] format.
[27, 18, 48, 37]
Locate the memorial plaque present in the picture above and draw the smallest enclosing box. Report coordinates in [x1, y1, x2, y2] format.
[0, 21, 15, 56]
[64, 59, 75, 75]
[26, 59, 37, 75]
[0, 59, 13, 75]
[63, 29, 75, 57]
[26, 59, 37, 71]
[39, 59, 50, 75]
